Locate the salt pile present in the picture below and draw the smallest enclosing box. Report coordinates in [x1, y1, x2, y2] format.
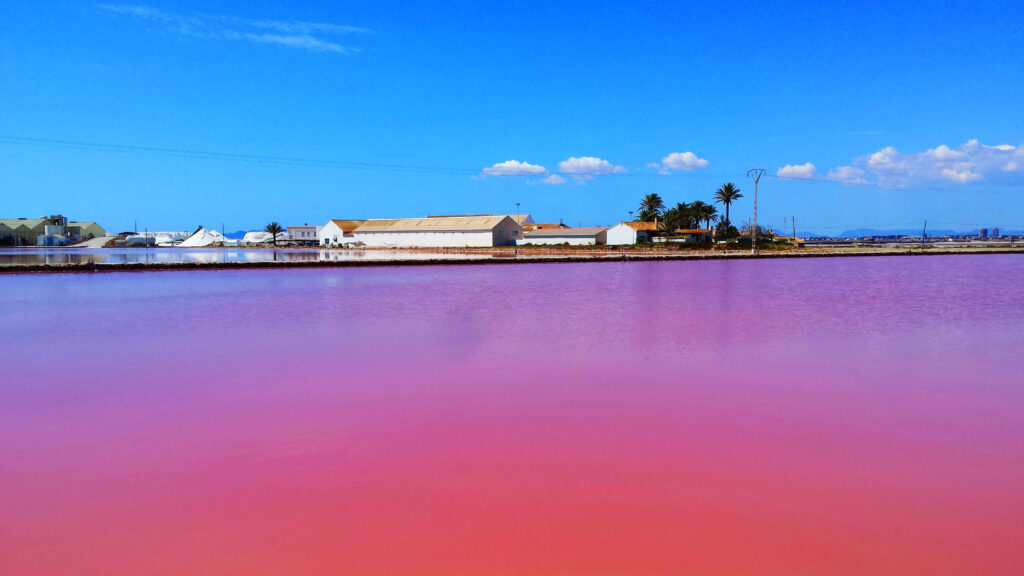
[179, 228, 228, 247]
[241, 231, 288, 244]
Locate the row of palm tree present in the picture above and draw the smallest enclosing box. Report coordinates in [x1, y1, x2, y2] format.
[637, 183, 744, 237]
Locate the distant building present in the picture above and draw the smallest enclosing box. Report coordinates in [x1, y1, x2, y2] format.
[518, 227, 607, 246]
[655, 229, 715, 243]
[319, 219, 367, 247]
[352, 215, 521, 247]
[991, 227, 1000, 239]
[286, 224, 321, 243]
[978, 228, 989, 239]
[0, 218, 53, 245]
[606, 221, 656, 245]
[0, 215, 103, 246]
[67, 221, 106, 242]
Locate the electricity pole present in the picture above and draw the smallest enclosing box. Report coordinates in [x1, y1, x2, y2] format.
[747, 168, 765, 255]
[792, 216, 796, 240]
[515, 202, 520, 256]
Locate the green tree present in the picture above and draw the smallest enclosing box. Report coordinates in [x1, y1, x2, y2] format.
[674, 202, 694, 228]
[638, 193, 665, 221]
[691, 201, 718, 229]
[659, 207, 681, 241]
[713, 183, 743, 226]
[264, 222, 284, 246]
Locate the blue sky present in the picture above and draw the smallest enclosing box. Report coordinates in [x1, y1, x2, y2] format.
[1, 0, 1022, 234]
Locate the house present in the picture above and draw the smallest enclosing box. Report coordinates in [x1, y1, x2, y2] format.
[606, 221, 657, 245]
[319, 220, 367, 247]
[654, 229, 714, 243]
[522, 221, 569, 232]
[518, 227, 607, 246]
[286, 224, 321, 244]
[352, 215, 522, 247]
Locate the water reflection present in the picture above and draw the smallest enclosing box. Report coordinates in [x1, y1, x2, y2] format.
[0, 248, 492, 266]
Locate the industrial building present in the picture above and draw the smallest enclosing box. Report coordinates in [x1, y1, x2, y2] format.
[352, 215, 522, 247]
[319, 220, 367, 247]
[0, 215, 105, 246]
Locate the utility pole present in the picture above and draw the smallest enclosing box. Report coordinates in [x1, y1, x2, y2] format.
[922, 219, 927, 248]
[792, 216, 797, 240]
[747, 168, 765, 255]
[515, 202, 520, 256]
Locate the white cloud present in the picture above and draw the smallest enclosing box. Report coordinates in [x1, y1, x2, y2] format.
[539, 174, 566, 185]
[481, 160, 547, 176]
[828, 140, 1022, 187]
[777, 162, 816, 179]
[827, 166, 868, 186]
[98, 4, 366, 53]
[557, 156, 626, 176]
[660, 151, 709, 171]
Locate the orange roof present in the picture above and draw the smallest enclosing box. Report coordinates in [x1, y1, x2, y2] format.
[624, 221, 657, 231]
[675, 229, 713, 234]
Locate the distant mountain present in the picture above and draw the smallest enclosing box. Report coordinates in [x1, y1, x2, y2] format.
[803, 228, 1023, 238]
[837, 228, 958, 238]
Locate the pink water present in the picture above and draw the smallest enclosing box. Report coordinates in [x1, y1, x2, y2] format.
[2, 256, 1023, 575]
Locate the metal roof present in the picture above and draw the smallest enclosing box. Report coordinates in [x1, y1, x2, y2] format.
[356, 215, 515, 233]
[426, 213, 532, 225]
[327, 220, 367, 233]
[0, 218, 48, 229]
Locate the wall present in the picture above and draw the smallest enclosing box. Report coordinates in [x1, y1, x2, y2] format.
[519, 236, 597, 246]
[355, 230, 496, 247]
[606, 225, 637, 245]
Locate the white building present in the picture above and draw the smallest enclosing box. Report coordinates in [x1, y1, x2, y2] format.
[286, 224, 321, 243]
[606, 221, 656, 245]
[518, 227, 607, 246]
[319, 220, 367, 247]
[352, 215, 522, 247]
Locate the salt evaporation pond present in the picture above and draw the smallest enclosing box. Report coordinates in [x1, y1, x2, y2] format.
[2, 255, 1023, 574]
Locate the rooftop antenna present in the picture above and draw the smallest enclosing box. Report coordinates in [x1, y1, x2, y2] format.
[746, 168, 765, 255]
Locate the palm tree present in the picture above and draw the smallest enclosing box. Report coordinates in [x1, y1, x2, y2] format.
[636, 207, 658, 222]
[691, 201, 718, 229]
[638, 193, 665, 221]
[264, 222, 284, 246]
[659, 207, 680, 242]
[674, 202, 694, 228]
[713, 183, 743, 225]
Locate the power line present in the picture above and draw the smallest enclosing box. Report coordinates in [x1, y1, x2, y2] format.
[0, 135, 480, 175]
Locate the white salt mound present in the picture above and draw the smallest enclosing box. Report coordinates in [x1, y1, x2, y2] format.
[179, 228, 228, 247]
